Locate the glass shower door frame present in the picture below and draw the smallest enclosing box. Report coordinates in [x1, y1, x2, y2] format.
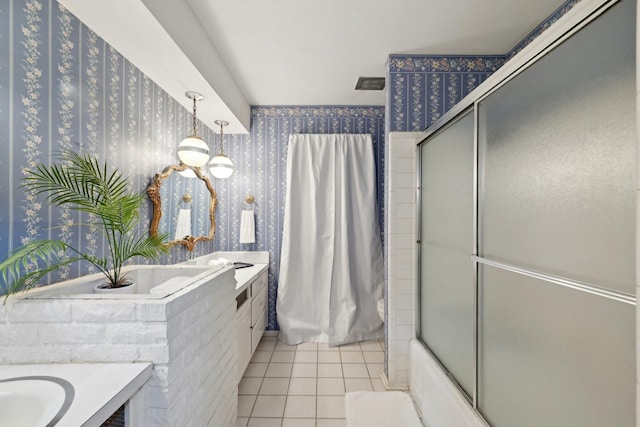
[416, 0, 635, 422]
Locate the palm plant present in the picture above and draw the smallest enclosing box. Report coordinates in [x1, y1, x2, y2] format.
[0, 150, 167, 295]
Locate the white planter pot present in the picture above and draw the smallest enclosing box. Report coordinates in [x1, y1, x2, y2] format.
[93, 281, 137, 294]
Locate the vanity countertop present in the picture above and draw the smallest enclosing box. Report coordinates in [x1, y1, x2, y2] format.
[0, 362, 152, 427]
[183, 251, 269, 294]
[234, 263, 268, 293]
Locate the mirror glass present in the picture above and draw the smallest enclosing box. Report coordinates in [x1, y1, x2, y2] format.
[147, 164, 217, 252]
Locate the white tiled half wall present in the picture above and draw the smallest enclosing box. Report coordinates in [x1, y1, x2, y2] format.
[385, 131, 420, 388]
[0, 269, 239, 426]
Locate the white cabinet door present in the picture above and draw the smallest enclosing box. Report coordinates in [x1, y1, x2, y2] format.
[236, 302, 252, 383]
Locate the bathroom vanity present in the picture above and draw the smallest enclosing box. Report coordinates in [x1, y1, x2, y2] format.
[183, 251, 270, 383]
[235, 265, 268, 381]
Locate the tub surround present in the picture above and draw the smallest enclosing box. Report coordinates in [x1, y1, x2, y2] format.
[384, 131, 419, 389]
[0, 263, 239, 426]
[409, 340, 486, 427]
[183, 251, 270, 382]
[0, 362, 152, 427]
[14, 265, 224, 300]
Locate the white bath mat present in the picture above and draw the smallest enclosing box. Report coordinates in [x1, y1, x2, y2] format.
[345, 391, 423, 427]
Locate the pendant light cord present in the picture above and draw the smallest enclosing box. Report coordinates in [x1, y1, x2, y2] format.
[192, 96, 198, 136]
[219, 122, 225, 155]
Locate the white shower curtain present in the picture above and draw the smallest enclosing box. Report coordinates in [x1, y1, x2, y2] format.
[277, 134, 384, 346]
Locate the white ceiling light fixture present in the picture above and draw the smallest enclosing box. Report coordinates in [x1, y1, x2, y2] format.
[209, 120, 234, 179]
[177, 91, 210, 167]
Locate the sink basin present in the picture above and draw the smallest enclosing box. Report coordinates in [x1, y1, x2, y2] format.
[0, 376, 74, 426]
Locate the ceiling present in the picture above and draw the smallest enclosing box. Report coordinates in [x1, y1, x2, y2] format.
[59, 0, 567, 133]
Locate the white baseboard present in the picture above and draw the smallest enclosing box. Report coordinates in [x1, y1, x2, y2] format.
[380, 372, 408, 391]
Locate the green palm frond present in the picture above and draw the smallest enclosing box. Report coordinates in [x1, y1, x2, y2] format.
[1, 150, 168, 296]
[23, 151, 130, 213]
[96, 194, 142, 235]
[0, 240, 92, 295]
[120, 233, 169, 260]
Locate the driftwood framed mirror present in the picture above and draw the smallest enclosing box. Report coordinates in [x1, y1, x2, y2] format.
[147, 163, 217, 252]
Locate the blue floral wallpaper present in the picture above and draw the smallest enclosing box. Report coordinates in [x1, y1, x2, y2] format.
[387, 0, 581, 132]
[212, 106, 385, 330]
[1, 0, 580, 331]
[387, 55, 505, 131]
[0, 0, 218, 285]
[507, 0, 582, 59]
[0, 0, 386, 331]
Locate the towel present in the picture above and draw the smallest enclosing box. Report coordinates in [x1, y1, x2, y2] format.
[240, 210, 255, 244]
[175, 208, 192, 240]
[345, 391, 423, 427]
[207, 258, 234, 267]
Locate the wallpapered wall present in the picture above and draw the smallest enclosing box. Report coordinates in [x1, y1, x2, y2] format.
[212, 106, 385, 330]
[387, 0, 581, 132]
[1, 0, 580, 331]
[0, 1, 386, 332]
[386, 55, 505, 132]
[0, 0, 220, 285]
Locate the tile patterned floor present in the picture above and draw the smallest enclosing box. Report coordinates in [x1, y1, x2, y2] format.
[236, 335, 386, 427]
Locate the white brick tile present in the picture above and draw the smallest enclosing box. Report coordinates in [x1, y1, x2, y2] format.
[38, 323, 106, 344]
[0, 344, 73, 363]
[104, 322, 167, 344]
[8, 300, 71, 322]
[71, 301, 137, 322]
[0, 263, 242, 426]
[137, 303, 166, 321]
[70, 343, 139, 362]
[0, 324, 40, 345]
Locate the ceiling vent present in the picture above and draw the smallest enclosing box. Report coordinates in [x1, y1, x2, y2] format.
[355, 77, 385, 90]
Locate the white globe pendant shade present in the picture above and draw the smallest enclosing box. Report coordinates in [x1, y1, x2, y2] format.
[210, 119, 234, 179]
[177, 135, 209, 167]
[209, 153, 234, 179]
[178, 91, 209, 167]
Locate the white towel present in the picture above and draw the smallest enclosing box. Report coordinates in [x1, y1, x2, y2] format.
[175, 208, 192, 240]
[345, 391, 423, 427]
[240, 210, 255, 244]
[208, 258, 233, 267]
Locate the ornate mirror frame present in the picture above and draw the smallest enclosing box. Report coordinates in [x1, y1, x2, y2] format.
[147, 163, 217, 252]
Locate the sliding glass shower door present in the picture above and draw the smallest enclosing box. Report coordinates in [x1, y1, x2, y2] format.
[418, 110, 475, 397]
[417, 0, 636, 425]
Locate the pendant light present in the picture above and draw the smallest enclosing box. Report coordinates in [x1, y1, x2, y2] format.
[177, 91, 209, 167]
[209, 120, 234, 179]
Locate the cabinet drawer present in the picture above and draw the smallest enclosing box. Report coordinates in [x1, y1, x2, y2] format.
[251, 272, 267, 297]
[251, 309, 266, 354]
[251, 284, 267, 327]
